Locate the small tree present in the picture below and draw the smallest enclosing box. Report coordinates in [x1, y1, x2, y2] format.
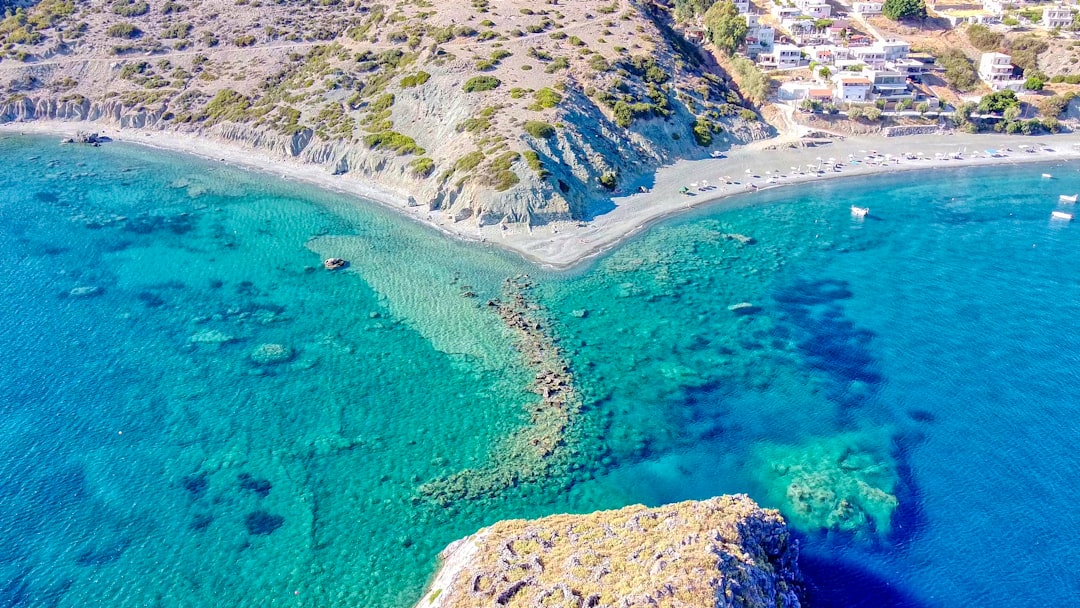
[1024, 76, 1045, 90]
[848, 105, 865, 120]
[1003, 104, 1022, 121]
[883, 0, 926, 20]
[703, 1, 748, 56]
[917, 101, 930, 115]
[978, 89, 1019, 114]
[800, 98, 817, 112]
[818, 66, 832, 80]
[897, 98, 913, 111]
[865, 106, 883, 121]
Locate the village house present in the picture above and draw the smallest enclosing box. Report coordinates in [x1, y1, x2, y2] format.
[982, 0, 1006, 17]
[865, 68, 913, 100]
[978, 52, 1024, 91]
[880, 40, 911, 61]
[744, 14, 776, 57]
[793, 0, 832, 19]
[835, 75, 873, 101]
[761, 44, 806, 69]
[770, 4, 804, 21]
[852, 1, 883, 15]
[1043, 5, 1074, 28]
[733, 0, 751, 13]
[848, 46, 885, 68]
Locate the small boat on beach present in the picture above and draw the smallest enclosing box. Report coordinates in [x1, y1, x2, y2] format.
[1059, 194, 1077, 203]
[1052, 211, 1073, 221]
[324, 258, 348, 270]
[851, 206, 870, 218]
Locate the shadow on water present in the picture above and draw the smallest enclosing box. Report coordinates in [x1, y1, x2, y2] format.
[889, 431, 930, 547]
[800, 553, 928, 608]
[772, 278, 883, 414]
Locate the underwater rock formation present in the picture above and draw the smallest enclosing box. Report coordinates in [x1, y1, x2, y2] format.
[417, 495, 802, 608]
[250, 343, 294, 365]
[754, 433, 898, 538]
[417, 275, 582, 504]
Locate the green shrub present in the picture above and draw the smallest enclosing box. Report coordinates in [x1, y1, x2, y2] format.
[454, 151, 485, 172]
[692, 118, 712, 146]
[599, 171, 618, 190]
[966, 24, 1002, 51]
[112, 0, 149, 16]
[463, 76, 500, 92]
[523, 150, 548, 178]
[589, 54, 610, 72]
[409, 157, 435, 177]
[161, 22, 192, 38]
[234, 34, 256, 47]
[529, 87, 562, 110]
[369, 93, 395, 112]
[400, 71, 431, 87]
[202, 89, 251, 122]
[489, 151, 520, 191]
[524, 121, 555, 138]
[363, 131, 425, 155]
[544, 57, 570, 73]
[937, 48, 978, 91]
[107, 23, 141, 38]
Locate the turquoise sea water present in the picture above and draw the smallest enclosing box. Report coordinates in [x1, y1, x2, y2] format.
[2, 134, 1079, 607]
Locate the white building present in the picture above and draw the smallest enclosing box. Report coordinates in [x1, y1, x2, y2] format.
[761, 44, 805, 69]
[879, 41, 911, 61]
[771, 5, 803, 20]
[733, 0, 751, 14]
[835, 75, 873, 101]
[866, 68, 912, 100]
[978, 52, 1024, 91]
[744, 14, 776, 57]
[852, 1, 883, 14]
[889, 57, 930, 78]
[793, 0, 833, 18]
[982, 0, 1006, 17]
[852, 46, 887, 68]
[1043, 5, 1074, 28]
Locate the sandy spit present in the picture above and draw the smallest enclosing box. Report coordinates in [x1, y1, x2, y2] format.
[5, 121, 1080, 269]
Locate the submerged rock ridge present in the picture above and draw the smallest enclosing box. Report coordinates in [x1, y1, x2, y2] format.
[418, 275, 581, 504]
[418, 495, 803, 608]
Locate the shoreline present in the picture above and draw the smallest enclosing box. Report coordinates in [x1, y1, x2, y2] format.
[5, 120, 1080, 269]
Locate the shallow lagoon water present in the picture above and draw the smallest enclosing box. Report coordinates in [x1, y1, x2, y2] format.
[2, 134, 1080, 607]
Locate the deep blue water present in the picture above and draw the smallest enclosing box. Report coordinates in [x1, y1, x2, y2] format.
[2, 134, 1079, 607]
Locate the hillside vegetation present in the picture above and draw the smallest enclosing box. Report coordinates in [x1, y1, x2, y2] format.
[0, 0, 771, 225]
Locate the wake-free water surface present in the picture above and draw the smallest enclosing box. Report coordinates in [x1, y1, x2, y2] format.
[2, 134, 1078, 607]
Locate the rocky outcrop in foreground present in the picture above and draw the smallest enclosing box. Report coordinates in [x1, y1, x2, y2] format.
[418, 495, 802, 608]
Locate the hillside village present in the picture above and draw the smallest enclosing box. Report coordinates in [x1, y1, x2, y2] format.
[667, 0, 1080, 134]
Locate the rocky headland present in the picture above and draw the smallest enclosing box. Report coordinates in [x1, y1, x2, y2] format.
[416, 494, 803, 608]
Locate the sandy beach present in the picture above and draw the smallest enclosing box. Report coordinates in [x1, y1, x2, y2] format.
[5, 120, 1080, 269]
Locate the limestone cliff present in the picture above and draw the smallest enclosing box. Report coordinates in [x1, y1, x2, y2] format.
[417, 495, 802, 608]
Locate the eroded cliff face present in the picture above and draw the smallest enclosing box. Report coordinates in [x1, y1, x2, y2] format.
[0, 0, 774, 228]
[418, 495, 802, 608]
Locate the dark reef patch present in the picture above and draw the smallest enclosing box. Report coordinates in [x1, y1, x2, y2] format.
[190, 513, 214, 532]
[244, 510, 284, 536]
[182, 473, 208, 498]
[238, 473, 271, 498]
